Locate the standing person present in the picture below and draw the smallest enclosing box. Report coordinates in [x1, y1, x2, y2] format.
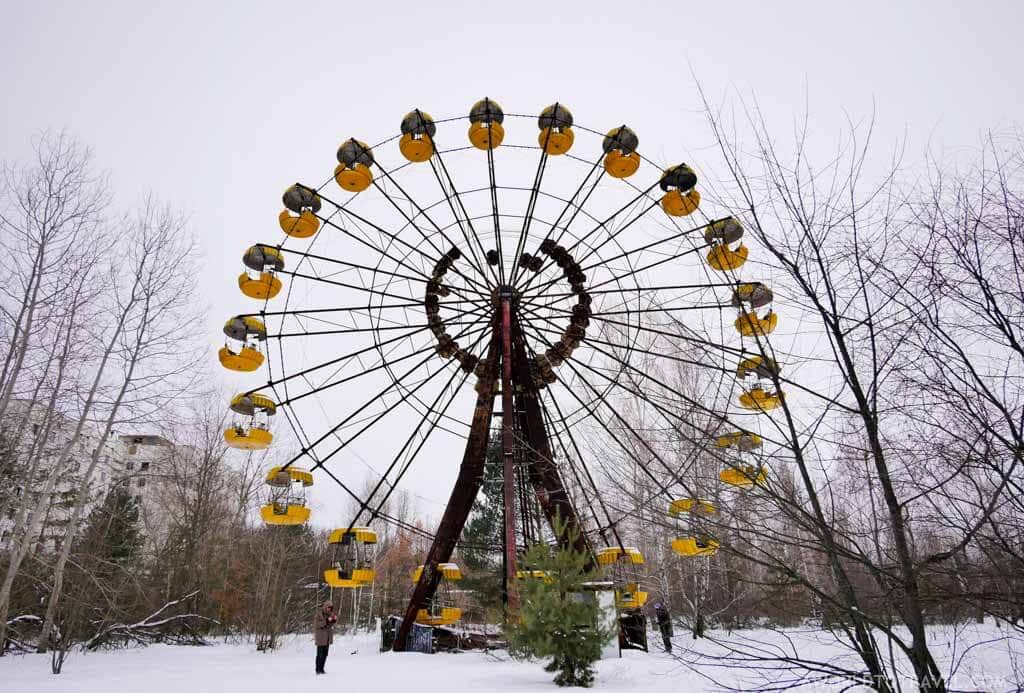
[653, 601, 673, 653]
[314, 600, 337, 674]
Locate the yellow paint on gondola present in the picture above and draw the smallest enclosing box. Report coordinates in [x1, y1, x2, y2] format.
[323, 567, 375, 589]
[739, 386, 783, 411]
[415, 607, 462, 626]
[218, 345, 264, 372]
[669, 498, 716, 516]
[469, 121, 504, 150]
[223, 426, 272, 450]
[334, 163, 373, 192]
[719, 464, 768, 489]
[538, 126, 574, 155]
[615, 582, 649, 609]
[707, 244, 748, 271]
[603, 150, 640, 178]
[259, 502, 311, 526]
[399, 133, 434, 162]
[595, 546, 644, 566]
[411, 563, 463, 582]
[671, 536, 720, 557]
[735, 310, 778, 337]
[278, 209, 319, 238]
[265, 466, 314, 487]
[238, 271, 282, 300]
[661, 188, 701, 217]
[328, 527, 377, 544]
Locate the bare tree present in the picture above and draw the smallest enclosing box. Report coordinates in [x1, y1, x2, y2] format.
[0, 134, 107, 651]
[668, 95, 1024, 691]
[0, 132, 106, 425]
[37, 200, 204, 649]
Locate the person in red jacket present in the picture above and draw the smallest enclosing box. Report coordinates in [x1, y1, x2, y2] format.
[314, 601, 338, 674]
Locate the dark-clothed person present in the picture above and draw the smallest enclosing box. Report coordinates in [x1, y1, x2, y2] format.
[314, 601, 337, 674]
[653, 602, 673, 653]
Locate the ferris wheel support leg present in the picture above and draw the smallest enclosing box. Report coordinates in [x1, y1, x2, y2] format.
[392, 337, 500, 652]
[507, 310, 593, 567]
[517, 391, 594, 568]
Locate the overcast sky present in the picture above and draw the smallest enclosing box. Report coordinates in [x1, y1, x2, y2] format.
[3, 0, 1021, 527]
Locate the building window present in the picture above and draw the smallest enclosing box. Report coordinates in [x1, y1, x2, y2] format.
[126, 461, 134, 472]
[137, 478, 146, 488]
[140, 461, 150, 471]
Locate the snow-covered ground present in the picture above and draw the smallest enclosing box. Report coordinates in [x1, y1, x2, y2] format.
[2, 622, 1021, 692]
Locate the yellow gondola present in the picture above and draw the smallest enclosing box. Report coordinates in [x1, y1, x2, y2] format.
[218, 315, 267, 372]
[468, 98, 505, 150]
[335, 139, 375, 193]
[278, 210, 319, 238]
[739, 385, 783, 411]
[324, 526, 377, 588]
[719, 464, 768, 489]
[412, 563, 463, 582]
[537, 103, 574, 155]
[616, 582, 649, 609]
[669, 499, 718, 558]
[737, 356, 783, 412]
[399, 110, 436, 162]
[412, 563, 463, 626]
[671, 536, 720, 557]
[597, 546, 648, 611]
[660, 164, 700, 217]
[715, 431, 763, 452]
[278, 184, 322, 238]
[716, 428, 768, 489]
[260, 465, 313, 526]
[669, 498, 716, 516]
[265, 466, 313, 485]
[224, 392, 277, 450]
[238, 245, 284, 300]
[260, 503, 311, 525]
[595, 546, 644, 566]
[736, 310, 779, 337]
[602, 126, 640, 179]
[732, 282, 778, 337]
[705, 217, 747, 270]
[224, 426, 272, 450]
[238, 271, 281, 300]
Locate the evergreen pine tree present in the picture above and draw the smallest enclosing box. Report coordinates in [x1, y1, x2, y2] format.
[507, 519, 614, 688]
[460, 438, 503, 611]
[79, 483, 144, 566]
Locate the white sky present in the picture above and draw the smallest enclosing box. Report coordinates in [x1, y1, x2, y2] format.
[3, 0, 1021, 528]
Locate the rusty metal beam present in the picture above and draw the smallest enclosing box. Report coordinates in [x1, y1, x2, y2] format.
[500, 294, 520, 612]
[509, 309, 594, 567]
[392, 334, 500, 651]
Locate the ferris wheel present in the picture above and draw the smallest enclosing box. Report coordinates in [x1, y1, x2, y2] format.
[217, 99, 786, 650]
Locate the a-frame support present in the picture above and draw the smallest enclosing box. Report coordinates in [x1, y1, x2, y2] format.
[393, 293, 591, 651]
[392, 335, 499, 651]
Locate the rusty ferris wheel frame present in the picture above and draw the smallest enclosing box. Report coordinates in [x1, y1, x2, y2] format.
[232, 101, 786, 652]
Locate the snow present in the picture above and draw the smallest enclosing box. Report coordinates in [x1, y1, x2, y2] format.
[1, 622, 1020, 692]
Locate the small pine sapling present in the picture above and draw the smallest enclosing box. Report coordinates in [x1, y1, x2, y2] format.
[506, 518, 614, 687]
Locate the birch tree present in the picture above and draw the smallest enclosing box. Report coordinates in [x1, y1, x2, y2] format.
[36, 200, 204, 650]
[0, 132, 106, 426]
